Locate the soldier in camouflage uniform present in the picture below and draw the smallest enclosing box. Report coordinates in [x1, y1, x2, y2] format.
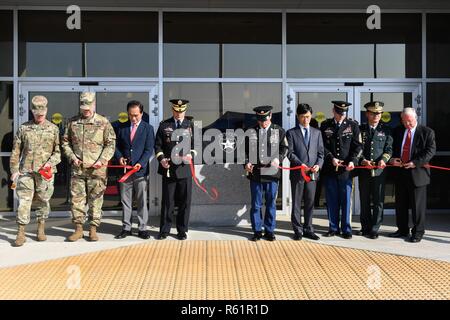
[62, 92, 116, 242]
[10, 95, 61, 247]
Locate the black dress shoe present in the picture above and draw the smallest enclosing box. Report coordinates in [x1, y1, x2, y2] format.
[138, 230, 150, 239]
[408, 235, 422, 243]
[367, 232, 379, 239]
[293, 233, 303, 241]
[304, 232, 320, 241]
[157, 233, 168, 240]
[177, 232, 187, 240]
[251, 232, 263, 241]
[114, 230, 132, 239]
[263, 232, 276, 241]
[388, 230, 409, 238]
[342, 232, 352, 239]
[323, 231, 338, 237]
[356, 230, 370, 236]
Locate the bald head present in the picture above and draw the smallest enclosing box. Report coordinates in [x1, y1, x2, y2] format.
[401, 107, 417, 130]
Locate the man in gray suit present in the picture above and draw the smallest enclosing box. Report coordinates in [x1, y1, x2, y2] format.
[286, 103, 324, 240]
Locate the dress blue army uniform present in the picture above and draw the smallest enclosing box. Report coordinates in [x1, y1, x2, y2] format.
[320, 101, 362, 238]
[245, 106, 288, 241]
[154, 99, 196, 240]
[358, 101, 393, 238]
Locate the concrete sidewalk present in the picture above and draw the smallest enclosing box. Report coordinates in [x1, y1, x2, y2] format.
[1, 214, 449, 268]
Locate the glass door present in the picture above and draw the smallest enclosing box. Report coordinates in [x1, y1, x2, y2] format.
[17, 82, 160, 216]
[355, 84, 421, 212]
[285, 85, 354, 215]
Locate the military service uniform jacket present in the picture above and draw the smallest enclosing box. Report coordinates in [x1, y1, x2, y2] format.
[358, 122, 393, 177]
[62, 113, 116, 168]
[244, 123, 289, 183]
[10, 119, 61, 174]
[320, 118, 362, 180]
[154, 117, 196, 179]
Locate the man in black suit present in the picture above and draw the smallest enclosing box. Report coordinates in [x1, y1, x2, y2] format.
[154, 99, 196, 240]
[286, 103, 324, 241]
[389, 107, 436, 243]
[114, 101, 155, 240]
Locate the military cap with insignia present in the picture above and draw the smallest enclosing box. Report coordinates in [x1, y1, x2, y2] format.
[364, 101, 384, 114]
[331, 100, 352, 115]
[170, 99, 189, 113]
[31, 95, 48, 115]
[79, 92, 96, 110]
[253, 105, 273, 121]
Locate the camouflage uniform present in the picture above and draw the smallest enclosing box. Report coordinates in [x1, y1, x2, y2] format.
[62, 93, 116, 227]
[10, 96, 61, 225]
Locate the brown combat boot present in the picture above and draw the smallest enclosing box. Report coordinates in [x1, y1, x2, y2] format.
[37, 220, 47, 242]
[67, 224, 84, 242]
[14, 224, 26, 247]
[89, 225, 99, 242]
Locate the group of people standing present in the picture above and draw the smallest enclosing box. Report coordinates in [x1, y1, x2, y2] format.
[9, 92, 436, 246]
[246, 100, 436, 244]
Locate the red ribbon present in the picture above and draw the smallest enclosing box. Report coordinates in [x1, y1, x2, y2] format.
[38, 167, 53, 181]
[188, 158, 219, 200]
[106, 165, 140, 183]
[424, 164, 450, 171]
[337, 163, 450, 171]
[277, 165, 312, 183]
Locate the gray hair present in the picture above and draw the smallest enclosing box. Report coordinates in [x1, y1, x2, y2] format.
[401, 107, 417, 118]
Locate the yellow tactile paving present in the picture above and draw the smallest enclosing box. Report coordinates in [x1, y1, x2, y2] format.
[362, 250, 447, 300]
[0, 240, 449, 300]
[280, 241, 342, 299]
[231, 240, 275, 299]
[206, 241, 240, 299]
[333, 246, 410, 300]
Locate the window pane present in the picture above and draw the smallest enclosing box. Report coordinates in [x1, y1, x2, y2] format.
[163, 83, 281, 127]
[428, 156, 450, 209]
[19, 11, 158, 77]
[427, 14, 450, 78]
[0, 11, 13, 76]
[164, 13, 282, 78]
[287, 13, 421, 78]
[427, 83, 450, 151]
[0, 157, 13, 211]
[0, 82, 13, 152]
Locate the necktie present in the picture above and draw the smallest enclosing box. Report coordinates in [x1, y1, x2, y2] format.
[303, 127, 309, 145]
[176, 120, 181, 129]
[370, 127, 375, 138]
[401, 129, 411, 163]
[130, 123, 137, 142]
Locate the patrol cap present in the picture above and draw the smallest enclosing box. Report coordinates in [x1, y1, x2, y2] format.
[253, 105, 273, 121]
[332, 100, 351, 115]
[79, 92, 96, 110]
[170, 99, 189, 113]
[364, 101, 384, 114]
[31, 95, 48, 115]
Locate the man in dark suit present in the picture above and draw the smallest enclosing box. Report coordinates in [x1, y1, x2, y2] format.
[154, 99, 196, 240]
[244, 106, 289, 241]
[320, 101, 362, 239]
[114, 100, 155, 240]
[357, 101, 393, 239]
[388, 107, 436, 243]
[286, 103, 324, 241]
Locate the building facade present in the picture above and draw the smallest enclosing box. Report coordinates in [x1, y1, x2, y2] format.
[0, 1, 449, 225]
